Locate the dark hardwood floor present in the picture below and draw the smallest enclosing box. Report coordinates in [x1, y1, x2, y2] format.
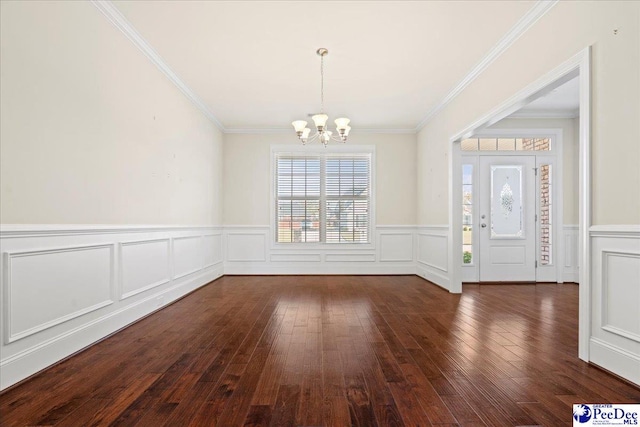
[1, 276, 638, 426]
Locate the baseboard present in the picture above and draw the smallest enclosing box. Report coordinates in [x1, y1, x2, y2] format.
[0, 266, 222, 390]
[223, 263, 416, 275]
[589, 337, 640, 387]
[563, 270, 579, 283]
[416, 263, 450, 291]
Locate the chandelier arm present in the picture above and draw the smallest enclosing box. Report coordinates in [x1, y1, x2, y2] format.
[308, 133, 320, 143]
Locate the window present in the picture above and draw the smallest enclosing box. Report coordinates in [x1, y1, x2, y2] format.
[275, 151, 371, 244]
[539, 163, 553, 265]
[462, 164, 473, 264]
[461, 137, 551, 151]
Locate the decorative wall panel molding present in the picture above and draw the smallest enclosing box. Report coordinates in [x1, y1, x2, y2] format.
[0, 224, 218, 237]
[416, 227, 448, 272]
[0, 223, 453, 390]
[270, 254, 322, 263]
[0, 225, 223, 390]
[120, 239, 170, 300]
[3, 244, 114, 344]
[203, 234, 223, 268]
[325, 253, 376, 263]
[225, 229, 268, 262]
[415, 226, 449, 290]
[173, 236, 204, 280]
[223, 226, 420, 276]
[379, 232, 414, 262]
[600, 251, 640, 343]
[4, 220, 637, 389]
[589, 226, 640, 386]
[590, 224, 640, 238]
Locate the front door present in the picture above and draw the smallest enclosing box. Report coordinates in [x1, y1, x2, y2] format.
[479, 155, 536, 281]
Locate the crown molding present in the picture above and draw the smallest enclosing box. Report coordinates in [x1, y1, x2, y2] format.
[345, 128, 417, 135]
[223, 127, 417, 135]
[90, 0, 225, 131]
[415, 0, 559, 132]
[508, 107, 579, 119]
[92, 0, 558, 135]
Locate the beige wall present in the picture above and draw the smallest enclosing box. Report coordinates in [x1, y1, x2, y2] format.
[0, 1, 223, 225]
[487, 117, 579, 224]
[223, 133, 416, 226]
[418, 1, 640, 226]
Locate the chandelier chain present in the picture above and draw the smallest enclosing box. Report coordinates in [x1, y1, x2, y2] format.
[320, 53, 324, 113]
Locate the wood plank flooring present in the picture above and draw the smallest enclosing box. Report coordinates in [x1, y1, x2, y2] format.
[1, 276, 638, 426]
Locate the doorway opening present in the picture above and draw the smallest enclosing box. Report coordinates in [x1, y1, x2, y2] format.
[447, 48, 591, 361]
[458, 131, 564, 283]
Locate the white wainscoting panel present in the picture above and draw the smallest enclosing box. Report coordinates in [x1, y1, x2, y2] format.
[224, 226, 418, 275]
[4, 245, 114, 344]
[563, 225, 579, 282]
[589, 225, 640, 386]
[379, 232, 414, 262]
[173, 236, 204, 280]
[120, 239, 170, 300]
[415, 226, 449, 290]
[1, 223, 461, 390]
[203, 234, 223, 268]
[601, 251, 640, 342]
[226, 230, 267, 262]
[325, 253, 376, 263]
[0, 225, 223, 390]
[270, 253, 322, 263]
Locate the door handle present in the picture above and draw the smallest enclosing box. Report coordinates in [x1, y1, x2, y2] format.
[481, 223, 487, 228]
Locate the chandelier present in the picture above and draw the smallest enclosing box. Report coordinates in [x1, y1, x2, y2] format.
[291, 48, 351, 146]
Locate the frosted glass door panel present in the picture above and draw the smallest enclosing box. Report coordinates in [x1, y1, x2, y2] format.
[479, 156, 535, 282]
[490, 165, 524, 238]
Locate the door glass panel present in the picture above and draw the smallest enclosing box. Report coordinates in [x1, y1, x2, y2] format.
[462, 164, 473, 264]
[540, 164, 552, 265]
[490, 165, 524, 238]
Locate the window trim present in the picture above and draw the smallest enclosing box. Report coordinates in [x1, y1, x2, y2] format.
[270, 144, 376, 250]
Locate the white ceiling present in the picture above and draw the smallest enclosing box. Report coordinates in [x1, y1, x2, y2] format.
[114, 1, 537, 131]
[514, 76, 580, 117]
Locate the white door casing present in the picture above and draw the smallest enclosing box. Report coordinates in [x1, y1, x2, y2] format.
[479, 155, 536, 281]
